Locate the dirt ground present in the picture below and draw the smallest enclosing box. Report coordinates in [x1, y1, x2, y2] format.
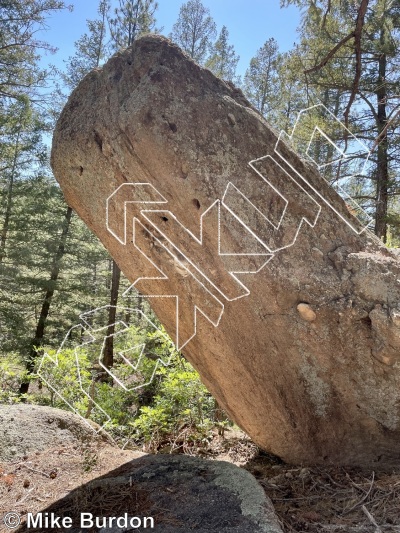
[1, 429, 400, 532]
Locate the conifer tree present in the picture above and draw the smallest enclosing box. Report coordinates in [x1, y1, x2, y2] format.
[0, 101, 47, 264]
[105, 0, 161, 367]
[0, 0, 70, 104]
[282, 0, 400, 242]
[170, 0, 216, 64]
[108, 0, 158, 49]
[205, 26, 239, 82]
[62, 0, 110, 90]
[243, 38, 280, 120]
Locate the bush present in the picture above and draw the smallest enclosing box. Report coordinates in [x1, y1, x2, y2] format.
[131, 352, 216, 452]
[0, 353, 27, 403]
[37, 347, 93, 413]
[1, 324, 228, 452]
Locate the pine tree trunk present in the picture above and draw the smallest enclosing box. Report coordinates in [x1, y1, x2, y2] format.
[0, 131, 20, 264]
[326, 90, 341, 184]
[19, 206, 73, 394]
[102, 260, 121, 371]
[374, 31, 388, 242]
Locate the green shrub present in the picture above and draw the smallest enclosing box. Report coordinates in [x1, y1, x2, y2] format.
[0, 353, 27, 403]
[38, 347, 92, 414]
[1, 324, 227, 453]
[131, 352, 216, 451]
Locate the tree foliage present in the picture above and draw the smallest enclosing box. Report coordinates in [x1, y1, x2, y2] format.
[170, 0, 216, 64]
[205, 25, 239, 82]
[280, 0, 400, 241]
[0, 0, 70, 104]
[244, 38, 280, 119]
[61, 0, 110, 90]
[108, 0, 158, 49]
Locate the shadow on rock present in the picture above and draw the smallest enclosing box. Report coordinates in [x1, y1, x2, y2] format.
[15, 454, 283, 533]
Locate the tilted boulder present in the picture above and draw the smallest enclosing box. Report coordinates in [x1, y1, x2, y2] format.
[51, 35, 400, 466]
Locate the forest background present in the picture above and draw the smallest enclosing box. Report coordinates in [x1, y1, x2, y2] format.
[1, 0, 399, 451]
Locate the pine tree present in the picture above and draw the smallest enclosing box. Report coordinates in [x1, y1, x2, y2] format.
[282, 0, 400, 242]
[108, 0, 158, 50]
[61, 0, 110, 90]
[103, 0, 161, 368]
[57, 0, 157, 372]
[19, 205, 73, 394]
[170, 0, 216, 64]
[0, 101, 47, 264]
[243, 38, 280, 120]
[274, 48, 308, 132]
[0, 0, 70, 104]
[205, 26, 239, 82]
[0, 173, 71, 356]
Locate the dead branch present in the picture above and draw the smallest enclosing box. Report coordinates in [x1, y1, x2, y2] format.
[362, 504, 382, 533]
[342, 471, 375, 515]
[21, 464, 50, 478]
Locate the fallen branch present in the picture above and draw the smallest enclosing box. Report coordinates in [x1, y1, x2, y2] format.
[16, 486, 35, 504]
[362, 504, 382, 533]
[21, 464, 50, 478]
[342, 471, 375, 515]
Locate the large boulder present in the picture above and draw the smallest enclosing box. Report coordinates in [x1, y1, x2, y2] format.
[51, 35, 400, 466]
[15, 455, 283, 533]
[0, 404, 111, 461]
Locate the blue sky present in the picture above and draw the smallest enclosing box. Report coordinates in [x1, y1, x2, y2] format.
[39, 0, 301, 77]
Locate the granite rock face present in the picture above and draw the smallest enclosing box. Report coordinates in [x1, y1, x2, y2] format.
[0, 404, 111, 461]
[51, 35, 400, 466]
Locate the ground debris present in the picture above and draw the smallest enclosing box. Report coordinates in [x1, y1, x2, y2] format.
[1, 429, 400, 532]
[245, 453, 400, 532]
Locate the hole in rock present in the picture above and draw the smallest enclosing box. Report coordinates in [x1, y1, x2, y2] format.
[93, 131, 103, 151]
[361, 316, 372, 328]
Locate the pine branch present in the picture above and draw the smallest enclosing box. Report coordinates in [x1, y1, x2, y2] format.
[304, 32, 355, 75]
[322, 0, 332, 29]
